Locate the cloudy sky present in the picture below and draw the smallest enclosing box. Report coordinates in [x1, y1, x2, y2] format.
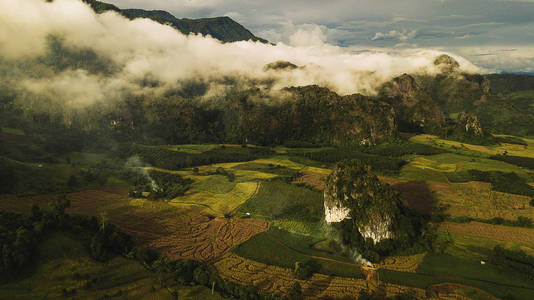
[105, 0, 534, 73]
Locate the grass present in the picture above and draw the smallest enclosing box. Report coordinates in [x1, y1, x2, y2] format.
[232, 162, 299, 177]
[399, 151, 532, 183]
[62, 152, 108, 166]
[399, 164, 449, 183]
[251, 156, 307, 170]
[171, 181, 258, 215]
[1, 127, 25, 135]
[379, 248, 534, 299]
[418, 253, 534, 299]
[438, 231, 534, 261]
[435, 180, 534, 220]
[411, 134, 534, 158]
[146, 143, 250, 154]
[236, 180, 324, 233]
[448, 112, 460, 120]
[194, 174, 236, 194]
[233, 227, 363, 278]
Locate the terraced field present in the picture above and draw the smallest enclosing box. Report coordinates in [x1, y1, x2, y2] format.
[377, 254, 426, 273]
[141, 213, 270, 262]
[0, 185, 270, 263]
[214, 253, 426, 299]
[4, 136, 534, 300]
[438, 221, 534, 245]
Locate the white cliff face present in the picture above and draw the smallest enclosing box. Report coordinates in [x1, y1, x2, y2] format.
[358, 216, 393, 244]
[324, 188, 351, 223]
[324, 201, 350, 223]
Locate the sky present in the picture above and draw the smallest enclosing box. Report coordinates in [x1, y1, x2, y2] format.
[105, 0, 534, 73]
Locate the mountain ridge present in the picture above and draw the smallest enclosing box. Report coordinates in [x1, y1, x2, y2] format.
[82, 0, 269, 43]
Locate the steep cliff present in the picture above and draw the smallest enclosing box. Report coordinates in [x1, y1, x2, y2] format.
[379, 73, 446, 134]
[418, 55, 492, 113]
[324, 161, 401, 244]
[283, 86, 397, 145]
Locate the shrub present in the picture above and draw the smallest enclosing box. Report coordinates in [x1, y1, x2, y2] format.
[294, 260, 320, 280]
[287, 282, 302, 300]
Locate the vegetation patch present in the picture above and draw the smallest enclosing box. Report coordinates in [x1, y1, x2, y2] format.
[438, 221, 534, 245]
[233, 227, 363, 278]
[122, 144, 274, 170]
[446, 170, 534, 197]
[300, 149, 407, 175]
[236, 180, 324, 232]
[490, 154, 534, 170]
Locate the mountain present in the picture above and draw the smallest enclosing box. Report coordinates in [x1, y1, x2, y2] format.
[82, 0, 268, 43]
[379, 73, 446, 134]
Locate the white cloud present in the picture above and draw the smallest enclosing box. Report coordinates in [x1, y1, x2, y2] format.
[0, 0, 483, 108]
[372, 30, 417, 41]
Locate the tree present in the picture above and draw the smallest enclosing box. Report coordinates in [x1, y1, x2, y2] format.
[294, 260, 319, 280]
[287, 282, 302, 300]
[67, 175, 78, 188]
[90, 232, 108, 261]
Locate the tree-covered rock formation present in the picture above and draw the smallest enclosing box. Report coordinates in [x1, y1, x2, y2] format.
[324, 161, 401, 243]
[324, 160, 425, 261]
[379, 74, 446, 134]
[446, 112, 495, 145]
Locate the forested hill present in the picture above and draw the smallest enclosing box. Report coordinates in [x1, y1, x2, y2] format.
[81, 0, 269, 43]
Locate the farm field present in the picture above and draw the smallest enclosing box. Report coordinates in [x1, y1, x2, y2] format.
[438, 221, 534, 245]
[3, 136, 534, 300]
[233, 227, 364, 278]
[0, 185, 270, 262]
[214, 253, 426, 299]
[410, 134, 534, 158]
[0, 233, 222, 300]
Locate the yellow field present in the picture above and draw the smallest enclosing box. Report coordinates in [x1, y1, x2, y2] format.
[251, 156, 305, 170]
[438, 222, 534, 246]
[214, 254, 426, 299]
[410, 156, 458, 172]
[435, 181, 534, 220]
[171, 182, 258, 215]
[378, 253, 426, 273]
[427, 283, 498, 300]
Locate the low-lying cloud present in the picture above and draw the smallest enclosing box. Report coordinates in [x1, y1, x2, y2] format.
[0, 0, 481, 109]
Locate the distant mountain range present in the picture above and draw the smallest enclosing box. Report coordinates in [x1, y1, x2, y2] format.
[82, 0, 269, 43]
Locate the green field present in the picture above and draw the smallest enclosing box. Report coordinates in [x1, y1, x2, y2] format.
[1, 127, 25, 135]
[233, 227, 363, 278]
[5, 134, 534, 299]
[236, 180, 324, 234]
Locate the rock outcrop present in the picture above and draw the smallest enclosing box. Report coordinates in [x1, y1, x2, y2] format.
[434, 54, 460, 75]
[324, 161, 401, 244]
[263, 61, 299, 71]
[284, 85, 397, 145]
[379, 73, 446, 133]
[458, 112, 484, 136]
